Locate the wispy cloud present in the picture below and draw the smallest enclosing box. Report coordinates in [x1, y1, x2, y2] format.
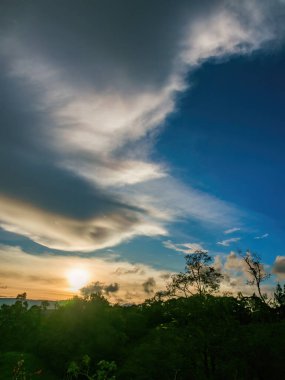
[254, 233, 269, 240]
[217, 237, 241, 247]
[224, 227, 241, 234]
[163, 240, 206, 254]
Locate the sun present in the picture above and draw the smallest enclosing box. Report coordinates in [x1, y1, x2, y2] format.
[67, 268, 90, 291]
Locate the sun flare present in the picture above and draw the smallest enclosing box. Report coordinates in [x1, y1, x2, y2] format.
[67, 268, 90, 291]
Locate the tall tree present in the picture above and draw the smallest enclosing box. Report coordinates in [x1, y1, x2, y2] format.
[240, 250, 270, 303]
[167, 250, 223, 297]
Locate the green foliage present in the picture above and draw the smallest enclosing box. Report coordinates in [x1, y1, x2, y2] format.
[96, 360, 116, 380]
[0, 352, 58, 379]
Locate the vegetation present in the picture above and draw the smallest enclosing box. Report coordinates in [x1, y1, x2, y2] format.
[239, 250, 271, 303]
[167, 250, 223, 297]
[0, 251, 285, 380]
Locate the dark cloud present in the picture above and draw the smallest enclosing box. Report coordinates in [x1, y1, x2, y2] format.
[115, 266, 145, 276]
[142, 277, 156, 294]
[80, 281, 105, 297]
[273, 257, 285, 275]
[160, 273, 171, 280]
[80, 281, 120, 297]
[0, 4, 165, 250]
[0, 62, 154, 251]
[0, 63, 143, 220]
[0, 0, 215, 91]
[104, 283, 119, 295]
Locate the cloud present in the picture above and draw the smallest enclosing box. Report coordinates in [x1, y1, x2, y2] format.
[0, 195, 165, 252]
[80, 282, 106, 297]
[224, 251, 243, 271]
[215, 251, 270, 295]
[0, 1, 284, 251]
[213, 255, 223, 272]
[114, 266, 146, 276]
[163, 240, 206, 254]
[217, 237, 241, 247]
[272, 256, 285, 279]
[142, 277, 156, 294]
[160, 273, 171, 280]
[80, 281, 120, 297]
[224, 227, 241, 234]
[104, 283, 120, 295]
[254, 233, 269, 240]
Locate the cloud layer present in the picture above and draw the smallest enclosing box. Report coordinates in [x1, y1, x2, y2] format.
[1, 0, 284, 251]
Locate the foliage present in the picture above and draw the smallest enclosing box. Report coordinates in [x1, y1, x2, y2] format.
[274, 283, 285, 306]
[66, 355, 116, 380]
[0, 352, 56, 380]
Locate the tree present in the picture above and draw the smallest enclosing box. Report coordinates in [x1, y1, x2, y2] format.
[15, 292, 28, 310]
[274, 283, 285, 307]
[167, 250, 223, 297]
[240, 250, 270, 303]
[40, 300, 50, 311]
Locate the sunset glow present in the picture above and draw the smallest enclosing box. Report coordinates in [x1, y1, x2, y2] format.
[67, 268, 90, 291]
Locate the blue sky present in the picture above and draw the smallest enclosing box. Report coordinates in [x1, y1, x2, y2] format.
[155, 52, 285, 262]
[0, 0, 285, 301]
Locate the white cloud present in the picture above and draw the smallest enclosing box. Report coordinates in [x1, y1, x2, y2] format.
[224, 227, 241, 234]
[163, 240, 206, 254]
[182, 1, 276, 67]
[254, 233, 269, 240]
[0, 195, 166, 252]
[217, 237, 241, 247]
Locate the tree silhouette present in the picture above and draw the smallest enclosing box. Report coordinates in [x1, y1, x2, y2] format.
[240, 250, 270, 303]
[167, 250, 223, 297]
[274, 283, 285, 307]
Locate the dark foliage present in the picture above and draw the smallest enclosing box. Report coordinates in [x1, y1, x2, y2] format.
[1, 290, 285, 379]
[0, 253, 284, 379]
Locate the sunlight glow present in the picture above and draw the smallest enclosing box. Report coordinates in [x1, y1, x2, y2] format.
[67, 268, 90, 291]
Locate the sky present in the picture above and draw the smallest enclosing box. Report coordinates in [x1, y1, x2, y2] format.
[1, 0, 285, 302]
